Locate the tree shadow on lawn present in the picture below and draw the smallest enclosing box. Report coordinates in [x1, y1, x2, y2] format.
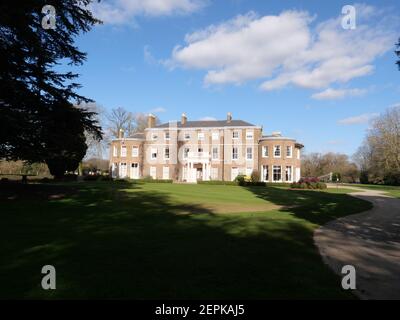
[0, 182, 356, 299]
[245, 186, 373, 226]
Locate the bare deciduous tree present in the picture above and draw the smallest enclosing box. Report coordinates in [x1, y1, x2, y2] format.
[132, 112, 160, 133]
[302, 152, 359, 182]
[106, 107, 135, 138]
[355, 106, 400, 184]
[106, 108, 161, 138]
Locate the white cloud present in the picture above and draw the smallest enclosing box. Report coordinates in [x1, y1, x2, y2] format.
[92, 0, 206, 24]
[168, 5, 396, 93]
[150, 107, 167, 113]
[199, 116, 217, 121]
[311, 88, 367, 100]
[338, 113, 379, 125]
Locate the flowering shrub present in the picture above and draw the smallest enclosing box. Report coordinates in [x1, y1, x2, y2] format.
[291, 177, 327, 190]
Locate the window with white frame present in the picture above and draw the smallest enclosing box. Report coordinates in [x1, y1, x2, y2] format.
[113, 146, 118, 157]
[164, 147, 170, 160]
[198, 132, 205, 141]
[119, 162, 127, 178]
[150, 166, 157, 179]
[112, 162, 118, 178]
[274, 145, 281, 157]
[184, 133, 191, 140]
[132, 147, 139, 157]
[285, 166, 292, 182]
[263, 165, 269, 181]
[246, 147, 253, 160]
[297, 149, 300, 159]
[232, 131, 239, 139]
[163, 166, 169, 179]
[232, 147, 238, 160]
[246, 131, 254, 140]
[273, 166, 282, 182]
[286, 146, 292, 158]
[212, 147, 218, 160]
[121, 146, 127, 157]
[184, 147, 190, 159]
[262, 146, 269, 157]
[151, 148, 157, 160]
[151, 133, 158, 141]
[212, 132, 219, 140]
[165, 132, 170, 140]
[211, 167, 218, 180]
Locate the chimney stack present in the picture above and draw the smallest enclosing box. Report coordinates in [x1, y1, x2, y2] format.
[227, 112, 232, 123]
[181, 113, 187, 125]
[118, 128, 124, 139]
[147, 113, 156, 128]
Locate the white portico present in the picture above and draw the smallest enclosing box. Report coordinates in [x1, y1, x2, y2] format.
[183, 152, 211, 183]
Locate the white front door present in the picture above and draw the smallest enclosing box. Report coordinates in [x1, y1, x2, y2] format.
[119, 163, 127, 178]
[196, 168, 203, 180]
[130, 163, 139, 179]
[231, 167, 239, 181]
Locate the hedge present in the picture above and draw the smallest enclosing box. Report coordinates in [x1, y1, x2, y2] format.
[198, 180, 266, 187]
[198, 181, 238, 186]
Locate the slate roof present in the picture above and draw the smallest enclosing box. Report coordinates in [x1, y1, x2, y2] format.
[153, 120, 257, 129]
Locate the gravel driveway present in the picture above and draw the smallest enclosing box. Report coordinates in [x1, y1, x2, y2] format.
[314, 186, 400, 299]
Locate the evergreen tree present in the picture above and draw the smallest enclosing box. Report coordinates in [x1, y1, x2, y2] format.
[0, 0, 102, 175]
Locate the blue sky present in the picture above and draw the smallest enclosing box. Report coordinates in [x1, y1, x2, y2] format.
[70, 0, 400, 156]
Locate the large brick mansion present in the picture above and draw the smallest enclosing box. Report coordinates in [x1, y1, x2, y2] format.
[109, 113, 303, 183]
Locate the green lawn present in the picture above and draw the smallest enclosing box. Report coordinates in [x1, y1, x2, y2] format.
[344, 183, 400, 199]
[0, 181, 372, 299]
